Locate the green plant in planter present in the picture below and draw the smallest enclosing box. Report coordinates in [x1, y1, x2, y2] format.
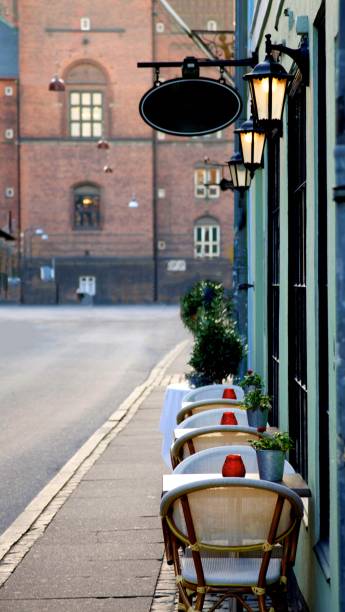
[249, 432, 294, 482]
[249, 432, 294, 452]
[187, 315, 244, 386]
[180, 280, 232, 334]
[238, 369, 263, 392]
[243, 389, 271, 428]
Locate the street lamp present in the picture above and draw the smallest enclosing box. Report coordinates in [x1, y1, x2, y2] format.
[227, 151, 251, 192]
[243, 34, 309, 133]
[48, 75, 65, 91]
[235, 116, 266, 176]
[128, 194, 139, 208]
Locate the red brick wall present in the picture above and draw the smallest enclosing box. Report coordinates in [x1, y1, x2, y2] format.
[0, 79, 19, 234]
[15, 0, 236, 302]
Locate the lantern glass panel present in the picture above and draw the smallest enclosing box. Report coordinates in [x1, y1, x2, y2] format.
[271, 78, 288, 120]
[240, 131, 265, 165]
[236, 164, 249, 188]
[229, 164, 237, 185]
[252, 78, 270, 120]
[252, 77, 288, 121]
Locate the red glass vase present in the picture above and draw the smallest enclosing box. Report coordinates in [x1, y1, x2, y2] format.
[222, 454, 246, 477]
[220, 411, 238, 425]
[222, 388, 237, 399]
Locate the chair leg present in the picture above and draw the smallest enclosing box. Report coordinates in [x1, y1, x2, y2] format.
[270, 590, 288, 612]
[257, 595, 268, 612]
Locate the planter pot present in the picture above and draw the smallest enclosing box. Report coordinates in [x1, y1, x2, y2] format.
[246, 407, 268, 428]
[187, 372, 215, 388]
[256, 449, 285, 482]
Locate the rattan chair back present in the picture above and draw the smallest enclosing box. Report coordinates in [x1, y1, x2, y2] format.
[176, 398, 245, 425]
[161, 478, 303, 612]
[170, 426, 265, 468]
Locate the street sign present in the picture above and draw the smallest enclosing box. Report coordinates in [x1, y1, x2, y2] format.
[139, 77, 242, 136]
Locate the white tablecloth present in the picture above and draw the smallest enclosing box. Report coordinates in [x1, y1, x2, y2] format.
[160, 382, 191, 467]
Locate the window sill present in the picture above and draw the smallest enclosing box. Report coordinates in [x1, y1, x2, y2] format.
[314, 539, 330, 583]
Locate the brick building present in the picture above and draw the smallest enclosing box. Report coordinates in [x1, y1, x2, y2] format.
[0, 0, 235, 304]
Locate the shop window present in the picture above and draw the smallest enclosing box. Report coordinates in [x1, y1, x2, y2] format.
[267, 134, 280, 427]
[288, 81, 308, 480]
[194, 218, 220, 258]
[73, 184, 100, 230]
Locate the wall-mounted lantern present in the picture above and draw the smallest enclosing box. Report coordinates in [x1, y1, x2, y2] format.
[243, 34, 309, 133]
[235, 116, 266, 176]
[227, 152, 251, 192]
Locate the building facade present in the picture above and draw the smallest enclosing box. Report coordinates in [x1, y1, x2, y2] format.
[238, 0, 344, 609]
[0, 0, 236, 304]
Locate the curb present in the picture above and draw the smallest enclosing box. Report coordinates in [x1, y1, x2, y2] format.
[0, 339, 189, 586]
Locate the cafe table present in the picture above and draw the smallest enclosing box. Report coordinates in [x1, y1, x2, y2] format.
[162, 472, 311, 498]
[160, 381, 191, 467]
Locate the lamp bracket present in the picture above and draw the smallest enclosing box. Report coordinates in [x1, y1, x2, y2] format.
[219, 178, 233, 191]
[265, 33, 309, 86]
[137, 52, 258, 71]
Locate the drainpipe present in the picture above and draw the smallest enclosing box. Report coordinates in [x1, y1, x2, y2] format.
[333, 2, 345, 609]
[152, 1, 158, 301]
[233, 0, 248, 375]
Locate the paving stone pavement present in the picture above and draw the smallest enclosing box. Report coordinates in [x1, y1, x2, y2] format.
[0, 342, 294, 612]
[0, 343, 190, 612]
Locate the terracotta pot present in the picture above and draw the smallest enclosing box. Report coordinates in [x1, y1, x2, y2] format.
[222, 454, 246, 477]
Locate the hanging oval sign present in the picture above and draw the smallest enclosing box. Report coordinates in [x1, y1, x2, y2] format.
[139, 77, 242, 136]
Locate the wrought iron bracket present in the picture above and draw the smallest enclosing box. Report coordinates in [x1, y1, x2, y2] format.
[219, 178, 233, 191]
[265, 33, 309, 86]
[137, 52, 258, 71]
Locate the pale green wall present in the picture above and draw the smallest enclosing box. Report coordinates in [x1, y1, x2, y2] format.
[248, 0, 339, 610]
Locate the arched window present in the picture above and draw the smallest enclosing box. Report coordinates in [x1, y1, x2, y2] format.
[207, 20, 218, 31]
[65, 63, 107, 138]
[73, 184, 101, 230]
[194, 217, 220, 258]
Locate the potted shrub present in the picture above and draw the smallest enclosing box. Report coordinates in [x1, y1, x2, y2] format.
[243, 388, 271, 428]
[249, 432, 294, 482]
[180, 279, 232, 334]
[187, 315, 245, 386]
[238, 369, 263, 394]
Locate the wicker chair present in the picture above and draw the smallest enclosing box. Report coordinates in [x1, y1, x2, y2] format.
[178, 407, 249, 429]
[176, 399, 245, 425]
[173, 445, 295, 476]
[171, 426, 265, 468]
[182, 384, 244, 408]
[161, 478, 303, 612]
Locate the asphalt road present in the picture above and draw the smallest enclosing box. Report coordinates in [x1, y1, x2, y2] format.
[0, 305, 188, 536]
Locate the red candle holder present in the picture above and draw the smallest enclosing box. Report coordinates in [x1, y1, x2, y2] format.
[222, 388, 237, 399]
[220, 411, 238, 425]
[222, 454, 246, 477]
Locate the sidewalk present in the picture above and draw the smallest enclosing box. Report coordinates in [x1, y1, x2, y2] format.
[0, 341, 191, 612]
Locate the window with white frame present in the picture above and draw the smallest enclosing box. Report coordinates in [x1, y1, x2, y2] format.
[69, 91, 103, 138]
[66, 63, 107, 138]
[194, 168, 221, 199]
[194, 221, 220, 258]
